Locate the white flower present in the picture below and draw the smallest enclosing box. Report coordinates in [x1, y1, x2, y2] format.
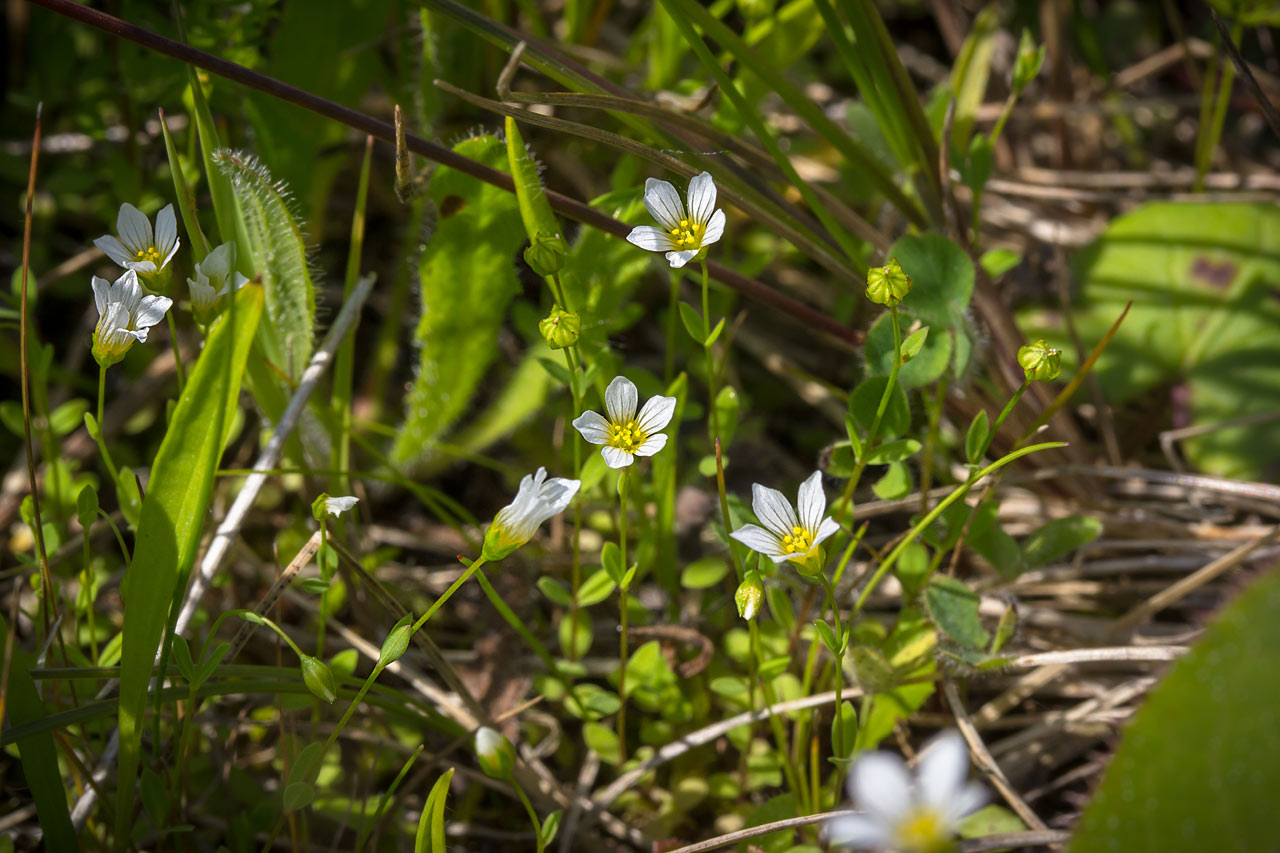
[827, 730, 987, 852]
[474, 726, 515, 780]
[730, 471, 841, 570]
[626, 171, 726, 269]
[482, 467, 581, 560]
[572, 376, 677, 469]
[90, 269, 173, 367]
[94, 202, 181, 277]
[187, 242, 249, 322]
[323, 496, 359, 517]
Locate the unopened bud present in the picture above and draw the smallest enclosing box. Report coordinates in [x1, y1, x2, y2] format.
[1017, 339, 1062, 382]
[866, 258, 911, 308]
[523, 232, 568, 277]
[735, 571, 763, 620]
[1012, 30, 1046, 95]
[299, 655, 337, 704]
[475, 726, 515, 780]
[539, 305, 580, 350]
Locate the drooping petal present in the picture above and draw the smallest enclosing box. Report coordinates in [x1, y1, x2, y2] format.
[626, 226, 677, 253]
[633, 433, 668, 457]
[154, 205, 178, 255]
[116, 202, 152, 254]
[642, 177, 685, 231]
[572, 410, 612, 445]
[702, 208, 727, 247]
[751, 483, 799, 539]
[604, 376, 638, 423]
[94, 236, 134, 268]
[636, 394, 677, 434]
[796, 470, 827, 536]
[917, 730, 970, 811]
[92, 275, 112, 316]
[134, 295, 173, 330]
[729, 523, 786, 560]
[126, 259, 159, 276]
[813, 517, 841, 549]
[539, 478, 581, 517]
[824, 813, 892, 849]
[851, 751, 913, 823]
[686, 171, 717, 226]
[665, 249, 698, 268]
[601, 445, 634, 469]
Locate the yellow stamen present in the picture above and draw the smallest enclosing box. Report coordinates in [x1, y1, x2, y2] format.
[894, 808, 948, 853]
[134, 246, 162, 266]
[607, 419, 649, 453]
[668, 219, 703, 250]
[780, 525, 813, 554]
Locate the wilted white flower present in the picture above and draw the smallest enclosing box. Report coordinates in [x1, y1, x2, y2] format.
[827, 730, 987, 852]
[94, 202, 181, 277]
[482, 467, 581, 561]
[730, 471, 840, 574]
[626, 171, 726, 269]
[572, 376, 677, 469]
[323, 496, 359, 518]
[187, 242, 249, 323]
[474, 726, 515, 780]
[91, 269, 173, 367]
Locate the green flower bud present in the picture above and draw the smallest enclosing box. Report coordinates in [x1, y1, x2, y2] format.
[735, 571, 763, 620]
[866, 258, 912, 307]
[299, 655, 337, 704]
[539, 305, 581, 351]
[1017, 339, 1062, 382]
[1012, 30, 1046, 95]
[523, 232, 568, 277]
[474, 726, 515, 780]
[377, 615, 413, 670]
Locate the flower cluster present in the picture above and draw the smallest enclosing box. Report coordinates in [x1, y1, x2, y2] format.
[187, 242, 249, 325]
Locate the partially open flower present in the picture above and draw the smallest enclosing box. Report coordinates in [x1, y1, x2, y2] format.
[90, 269, 173, 368]
[187, 242, 249, 325]
[474, 726, 515, 780]
[94, 202, 181, 279]
[626, 172, 726, 269]
[323, 496, 359, 518]
[827, 730, 987, 852]
[482, 467, 581, 561]
[730, 471, 840, 575]
[572, 376, 677, 469]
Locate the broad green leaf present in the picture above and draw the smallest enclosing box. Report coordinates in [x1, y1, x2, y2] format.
[889, 233, 976, 375]
[558, 608, 593, 658]
[114, 285, 263, 842]
[967, 502, 1025, 580]
[742, 793, 798, 853]
[923, 575, 989, 650]
[537, 576, 573, 607]
[681, 557, 730, 590]
[678, 301, 705, 344]
[214, 150, 315, 380]
[959, 804, 1026, 839]
[583, 721, 622, 765]
[415, 768, 454, 853]
[831, 700, 858, 762]
[1021, 515, 1103, 569]
[872, 461, 912, 500]
[866, 438, 922, 465]
[577, 569, 617, 607]
[1070, 571, 1280, 853]
[602, 542, 624, 585]
[850, 375, 910, 440]
[392, 135, 525, 467]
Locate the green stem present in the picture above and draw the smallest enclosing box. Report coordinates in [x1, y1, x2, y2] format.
[979, 380, 1029, 462]
[410, 556, 488, 636]
[94, 365, 120, 484]
[751, 619, 803, 804]
[513, 783, 545, 853]
[817, 573, 845, 766]
[474, 569, 559, 672]
[616, 469, 631, 761]
[664, 269, 680, 384]
[565, 347, 584, 661]
[835, 306, 902, 518]
[166, 312, 186, 393]
[700, 261, 720, 445]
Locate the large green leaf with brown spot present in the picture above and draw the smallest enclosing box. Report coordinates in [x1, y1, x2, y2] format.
[1021, 202, 1280, 479]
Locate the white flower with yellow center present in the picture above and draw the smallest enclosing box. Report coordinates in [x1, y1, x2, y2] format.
[94, 202, 181, 278]
[626, 171, 726, 269]
[572, 376, 677, 469]
[482, 467, 581, 561]
[187, 242, 249, 323]
[827, 730, 987, 852]
[730, 471, 840, 570]
[90, 269, 173, 367]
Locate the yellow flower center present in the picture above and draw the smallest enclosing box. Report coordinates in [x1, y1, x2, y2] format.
[134, 246, 162, 266]
[668, 218, 703, 248]
[780, 526, 813, 554]
[894, 808, 949, 853]
[607, 419, 648, 453]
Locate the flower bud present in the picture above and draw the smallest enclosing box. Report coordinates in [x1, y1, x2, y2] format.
[866, 258, 911, 307]
[1017, 339, 1062, 382]
[299, 655, 337, 704]
[377, 616, 413, 670]
[1012, 30, 1046, 95]
[523, 232, 568, 277]
[539, 305, 581, 351]
[735, 571, 763, 620]
[474, 726, 515, 780]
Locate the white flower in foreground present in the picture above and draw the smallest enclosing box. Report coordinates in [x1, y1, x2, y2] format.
[187, 242, 249, 324]
[626, 171, 726, 269]
[94, 202, 181, 277]
[730, 471, 840, 573]
[572, 376, 677, 469]
[482, 467, 581, 561]
[323, 496, 359, 518]
[91, 269, 173, 368]
[827, 730, 987, 853]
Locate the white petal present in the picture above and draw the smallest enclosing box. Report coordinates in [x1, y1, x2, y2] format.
[92, 275, 112, 316]
[540, 478, 581, 515]
[851, 752, 913, 823]
[116, 202, 152, 254]
[113, 270, 143, 313]
[572, 410, 612, 445]
[134, 295, 173, 329]
[159, 238, 181, 271]
[702, 208, 726, 247]
[686, 171, 717, 226]
[751, 483, 798, 538]
[633, 433, 667, 457]
[604, 376, 638, 423]
[917, 731, 970, 810]
[601, 445, 634, 469]
[813, 517, 841, 548]
[324, 496, 359, 516]
[94, 236, 133, 268]
[154, 204, 178, 255]
[626, 226, 677, 253]
[825, 814, 892, 849]
[944, 782, 989, 824]
[642, 177, 685, 231]
[230, 272, 250, 291]
[636, 394, 677, 434]
[729, 523, 786, 559]
[665, 249, 698, 268]
[796, 470, 827, 536]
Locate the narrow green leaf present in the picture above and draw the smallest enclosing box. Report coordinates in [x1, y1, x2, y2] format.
[1022, 515, 1103, 569]
[185, 67, 248, 258]
[602, 542, 624, 585]
[965, 410, 989, 463]
[159, 107, 211, 261]
[678, 301, 704, 344]
[577, 569, 617, 607]
[415, 768, 455, 853]
[504, 117, 564, 248]
[814, 619, 840, 654]
[680, 557, 729, 590]
[114, 285, 263, 843]
[899, 326, 929, 361]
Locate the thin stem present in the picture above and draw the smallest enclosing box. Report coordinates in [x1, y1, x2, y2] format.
[409, 555, 488, 636]
[979, 380, 1029, 462]
[616, 469, 631, 762]
[94, 365, 120, 485]
[700, 261, 720, 445]
[474, 569, 559, 672]
[817, 573, 845, 766]
[565, 347, 584, 661]
[166, 312, 186, 392]
[513, 784, 545, 853]
[835, 306, 902, 518]
[750, 619, 803, 804]
[665, 269, 680, 384]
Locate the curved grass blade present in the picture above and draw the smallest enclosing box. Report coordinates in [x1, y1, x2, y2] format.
[415, 767, 455, 852]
